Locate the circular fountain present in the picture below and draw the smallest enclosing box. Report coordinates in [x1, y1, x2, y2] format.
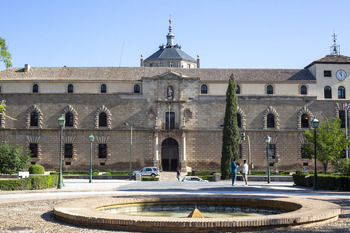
[54, 196, 340, 232]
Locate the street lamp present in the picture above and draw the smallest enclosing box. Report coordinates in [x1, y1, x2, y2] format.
[265, 135, 271, 184]
[124, 123, 135, 180]
[345, 103, 349, 160]
[311, 117, 320, 191]
[89, 134, 94, 183]
[57, 115, 65, 189]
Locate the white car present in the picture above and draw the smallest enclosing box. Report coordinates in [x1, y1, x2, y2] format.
[133, 167, 159, 177]
[182, 176, 208, 182]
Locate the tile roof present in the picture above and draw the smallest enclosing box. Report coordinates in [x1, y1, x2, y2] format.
[0, 67, 315, 82]
[305, 55, 350, 68]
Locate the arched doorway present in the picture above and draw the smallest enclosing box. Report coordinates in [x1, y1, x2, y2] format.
[161, 138, 179, 171]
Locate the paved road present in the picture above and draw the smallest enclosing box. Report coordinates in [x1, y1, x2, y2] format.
[1, 179, 350, 232]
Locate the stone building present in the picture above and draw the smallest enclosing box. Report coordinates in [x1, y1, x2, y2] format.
[0, 21, 349, 172]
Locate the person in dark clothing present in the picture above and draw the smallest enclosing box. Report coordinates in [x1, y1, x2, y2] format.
[231, 158, 239, 186]
[177, 167, 181, 181]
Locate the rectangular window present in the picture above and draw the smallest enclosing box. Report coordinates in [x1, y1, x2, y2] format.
[98, 144, 107, 158]
[64, 143, 73, 158]
[65, 162, 71, 165]
[165, 112, 175, 129]
[324, 70, 332, 77]
[303, 162, 309, 167]
[29, 143, 38, 157]
[268, 144, 275, 159]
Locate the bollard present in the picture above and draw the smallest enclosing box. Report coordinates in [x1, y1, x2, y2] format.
[213, 173, 221, 182]
[135, 173, 142, 181]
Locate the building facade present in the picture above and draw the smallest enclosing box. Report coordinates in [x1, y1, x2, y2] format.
[0, 23, 349, 172]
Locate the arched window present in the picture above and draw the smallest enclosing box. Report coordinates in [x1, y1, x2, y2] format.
[68, 84, 74, 93]
[99, 112, 107, 127]
[338, 86, 345, 99]
[301, 114, 309, 128]
[236, 85, 240, 94]
[100, 84, 107, 93]
[201, 84, 208, 94]
[32, 84, 39, 93]
[30, 112, 39, 126]
[267, 113, 275, 128]
[65, 112, 74, 127]
[324, 86, 332, 99]
[300, 85, 307, 95]
[267, 85, 273, 94]
[237, 113, 241, 128]
[134, 84, 140, 93]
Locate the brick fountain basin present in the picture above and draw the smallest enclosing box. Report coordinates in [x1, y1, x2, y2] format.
[54, 196, 341, 232]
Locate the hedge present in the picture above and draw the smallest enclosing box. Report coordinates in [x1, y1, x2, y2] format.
[103, 170, 129, 175]
[50, 170, 99, 175]
[0, 175, 59, 191]
[142, 176, 159, 181]
[293, 173, 350, 191]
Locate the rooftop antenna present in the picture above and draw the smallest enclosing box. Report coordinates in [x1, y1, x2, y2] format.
[330, 32, 340, 55]
[119, 40, 125, 67]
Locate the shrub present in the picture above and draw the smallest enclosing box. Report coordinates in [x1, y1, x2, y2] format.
[48, 174, 59, 188]
[28, 164, 45, 174]
[0, 178, 30, 191]
[292, 173, 308, 186]
[142, 176, 159, 181]
[0, 174, 58, 191]
[92, 170, 99, 175]
[30, 176, 48, 189]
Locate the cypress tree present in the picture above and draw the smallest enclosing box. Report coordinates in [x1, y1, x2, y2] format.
[221, 73, 239, 179]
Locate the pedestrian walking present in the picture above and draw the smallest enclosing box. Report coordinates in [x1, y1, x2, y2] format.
[231, 158, 239, 186]
[177, 167, 181, 181]
[242, 160, 248, 186]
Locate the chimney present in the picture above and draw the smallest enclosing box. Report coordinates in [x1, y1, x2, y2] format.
[24, 64, 30, 72]
[140, 55, 144, 67]
[197, 55, 200, 68]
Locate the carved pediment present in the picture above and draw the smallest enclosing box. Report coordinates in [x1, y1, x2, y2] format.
[153, 71, 186, 79]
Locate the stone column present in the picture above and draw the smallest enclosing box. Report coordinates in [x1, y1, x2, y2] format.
[181, 132, 187, 172]
[154, 132, 160, 168]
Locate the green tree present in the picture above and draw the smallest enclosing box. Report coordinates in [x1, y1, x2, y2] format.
[302, 117, 349, 174]
[0, 37, 12, 68]
[221, 74, 239, 179]
[0, 142, 30, 174]
[0, 37, 14, 120]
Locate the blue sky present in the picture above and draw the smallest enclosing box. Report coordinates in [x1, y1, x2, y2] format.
[1, 0, 349, 70]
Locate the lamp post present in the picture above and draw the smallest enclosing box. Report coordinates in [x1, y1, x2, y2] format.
[311, 117, 320, 191]
[57, 115, 65, 189]
[89, 134, 94, 183]
[265, 136, 271, 184]
[124, 123, 135, 180]
[345, 103, 349, 160]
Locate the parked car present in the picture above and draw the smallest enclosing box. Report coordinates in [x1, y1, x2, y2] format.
[182, 176, 208, 182]
[133, 167, 159, 177]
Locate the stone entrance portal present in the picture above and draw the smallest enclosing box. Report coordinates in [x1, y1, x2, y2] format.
[161, 138, 179, 171]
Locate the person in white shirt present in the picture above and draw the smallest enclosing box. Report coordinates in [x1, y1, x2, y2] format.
[242, 160, 249, 186]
